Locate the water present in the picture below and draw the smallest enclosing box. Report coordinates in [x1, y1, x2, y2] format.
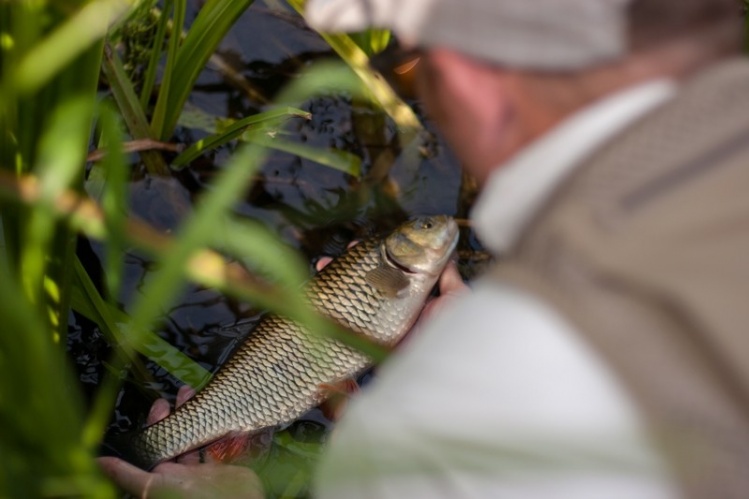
[69, 1, 479, 496]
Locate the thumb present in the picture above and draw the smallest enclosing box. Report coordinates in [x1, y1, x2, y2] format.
[98, 456, 159, 497]
[439, 261, 468, 296]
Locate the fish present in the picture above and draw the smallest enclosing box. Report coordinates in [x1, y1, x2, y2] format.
[110, 215, 459, 470]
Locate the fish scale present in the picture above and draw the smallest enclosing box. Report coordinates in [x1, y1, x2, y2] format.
[114, 216, 458, 470]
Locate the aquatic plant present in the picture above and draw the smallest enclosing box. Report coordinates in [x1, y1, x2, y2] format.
[0, 0, 404, 496]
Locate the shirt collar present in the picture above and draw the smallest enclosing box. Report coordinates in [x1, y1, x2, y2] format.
[471, 80, 677, 255]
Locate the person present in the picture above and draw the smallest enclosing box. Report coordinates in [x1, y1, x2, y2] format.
[100, 0, 749, 496]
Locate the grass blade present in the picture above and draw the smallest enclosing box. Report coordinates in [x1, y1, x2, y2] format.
[171, 106, 311, 168]
[140, 6, 169, 108]
[286, 0, 421, 134]
[214, 216, 309, 290]
[247, 133, 362, 177]
[125, 140, 270, 352]
[155, 0, 256, 139]
[97, 104, 130, 300]
[71, 256, 211, 388]
[0, 255, 114, 497]
[21, 97, 93, 317]
[11, 0, 132, 95]
[149, 0, 182, 139]
[101, 45, 170, 175]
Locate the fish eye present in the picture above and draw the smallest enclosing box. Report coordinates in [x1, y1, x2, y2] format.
[422, 221, 433, 229]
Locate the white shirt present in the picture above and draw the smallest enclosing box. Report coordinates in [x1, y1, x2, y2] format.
[314, 81, 680, 498]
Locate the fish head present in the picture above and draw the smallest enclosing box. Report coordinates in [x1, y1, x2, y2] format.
[384, 215, 459, 278]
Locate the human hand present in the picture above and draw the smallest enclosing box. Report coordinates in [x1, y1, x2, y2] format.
[98, 385, 264, 499]
[412, 259, 468, 326]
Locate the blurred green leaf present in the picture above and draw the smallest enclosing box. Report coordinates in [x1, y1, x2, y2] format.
[177, 102, 223, 134]
[71, 257, 211, 388]
[286, 0, 421, 135]
[350, 29, 391, 56]
[215, 216, 309, 289]
[21, 96, 94, 313]
[248, 133, 362, 177]
[0, 254, 114, 498]
[12, 0, 132, 95]
[98, 104, 129, 300]
[123, 135, 292, 359]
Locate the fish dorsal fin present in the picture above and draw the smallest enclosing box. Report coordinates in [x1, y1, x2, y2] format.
[365, 264, 410, 298]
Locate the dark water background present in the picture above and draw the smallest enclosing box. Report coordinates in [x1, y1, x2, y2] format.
[67, 1, 482, 495]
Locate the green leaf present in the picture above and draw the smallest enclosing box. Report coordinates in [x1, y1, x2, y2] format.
[286, 0, 421, 135]
[176, 103, 222, 134]
[215, 217, 309, 289]
[12, 0, 132, 95]
[125, 138, 270, 363]
[140, 6, 169, 109]
[21, 96, 94, 310]
[101, 46, 170, 175]
[171, 106, 312, 169]
[350, 29, 391, 56]
[248, 133, 362, 177]
[71, 257, 211, 388]
[155, 0, 256, 139]
[0, 251, 114, 497]
[98, 104, 129, 300]
[150, 0, 183, 139]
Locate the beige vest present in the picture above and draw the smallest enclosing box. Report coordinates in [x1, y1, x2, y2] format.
[493, 59, 749, 498]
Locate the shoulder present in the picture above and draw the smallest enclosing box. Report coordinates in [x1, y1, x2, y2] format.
[314, 280, 676, 498]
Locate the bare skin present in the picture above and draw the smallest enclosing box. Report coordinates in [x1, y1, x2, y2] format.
[98, 386, 264, 498]
[413, 34, 733, 186]
[98, 249, 468, 497]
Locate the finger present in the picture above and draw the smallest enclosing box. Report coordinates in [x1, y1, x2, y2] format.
[418, 299, 442, 324]
[148, 398, 171, 425]
[155, 463, 264, 497]
[315, 241, 360, 272]
[439, 261, 469, 296]
[176, 385, 195, 407]
[315, 256, 333, 272]
[98, 456, 159, 497]
[176, 448, 202, 466]
[411, 264, 468, 327]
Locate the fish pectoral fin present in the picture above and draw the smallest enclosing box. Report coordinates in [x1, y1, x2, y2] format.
[365, 265, 410, 298]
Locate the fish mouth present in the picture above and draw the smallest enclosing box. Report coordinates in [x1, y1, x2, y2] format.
[384, 247, 418, 274]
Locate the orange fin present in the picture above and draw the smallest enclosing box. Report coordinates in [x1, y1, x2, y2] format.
[205, 429, 274, 464]
[319, 378, 359, 421]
